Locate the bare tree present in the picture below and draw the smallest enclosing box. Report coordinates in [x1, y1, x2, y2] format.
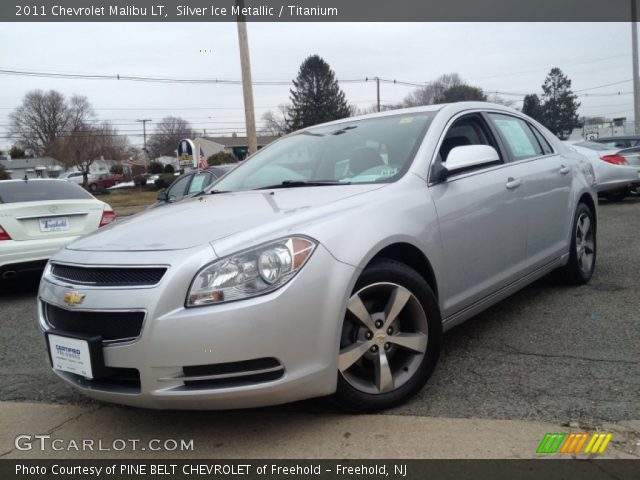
[402, 73, 463, 107]
[52, 122, 128, 186]
[261, 104, 288, 136]
[9, 90, 94, 156]
[146, 116, 194, 159]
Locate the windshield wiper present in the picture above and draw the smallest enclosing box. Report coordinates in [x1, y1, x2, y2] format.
[256, 180, 350, 190]
[194, 189, 230, 196]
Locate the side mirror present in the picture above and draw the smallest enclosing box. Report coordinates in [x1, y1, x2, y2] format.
[445, 145, 500, 174]
[156, 190, 168, 202]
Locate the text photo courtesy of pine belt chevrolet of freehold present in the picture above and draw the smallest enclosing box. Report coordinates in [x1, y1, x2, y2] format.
[35, 102, 599, 412]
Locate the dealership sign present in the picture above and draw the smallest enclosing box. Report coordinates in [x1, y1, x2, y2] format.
[177, 139, 197, 169]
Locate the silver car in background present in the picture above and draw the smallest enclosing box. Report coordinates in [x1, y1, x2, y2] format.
[566, 141, 640, 201]
[39, 102, 597, 412]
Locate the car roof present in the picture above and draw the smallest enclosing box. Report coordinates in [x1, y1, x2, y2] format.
[291, 101, 524, 134]
[595, 135, 640, 141]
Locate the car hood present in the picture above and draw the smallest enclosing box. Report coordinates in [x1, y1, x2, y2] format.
[67, 184, 385, 252]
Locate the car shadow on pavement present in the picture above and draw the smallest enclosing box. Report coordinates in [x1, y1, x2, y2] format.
[0, 274, 41, 298]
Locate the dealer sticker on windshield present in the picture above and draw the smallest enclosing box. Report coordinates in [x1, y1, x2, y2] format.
[48, 334, 93, 378]
[39, 217, 69, 232]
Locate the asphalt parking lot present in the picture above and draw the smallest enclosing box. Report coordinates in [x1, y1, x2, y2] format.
[0, 199, 638, 426]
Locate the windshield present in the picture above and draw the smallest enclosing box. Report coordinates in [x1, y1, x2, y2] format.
[212, 112, 434, 192]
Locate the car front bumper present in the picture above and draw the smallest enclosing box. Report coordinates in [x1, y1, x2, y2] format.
[38, 244, 357, 409]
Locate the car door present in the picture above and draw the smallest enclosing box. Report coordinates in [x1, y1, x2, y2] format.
[487, 113, 572, 269]
[430, 112, 528, 317]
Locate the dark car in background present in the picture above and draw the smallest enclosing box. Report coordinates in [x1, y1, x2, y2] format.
[151, 165, 233, 207]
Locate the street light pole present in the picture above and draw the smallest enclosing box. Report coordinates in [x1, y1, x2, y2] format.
[632, 0, 640, 134]
[236, 0, 258, 155]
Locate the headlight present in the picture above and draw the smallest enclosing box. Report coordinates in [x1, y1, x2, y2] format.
[186, 236, 317, 307]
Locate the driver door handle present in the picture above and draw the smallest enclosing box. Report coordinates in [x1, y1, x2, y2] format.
[505, 177, 522, 190]
[560, 165, 570, 175]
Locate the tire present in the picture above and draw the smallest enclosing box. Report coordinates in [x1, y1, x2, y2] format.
[89, 184, 98, 192]
[555, 203, 596, 285]
[332, 259, 442, 412]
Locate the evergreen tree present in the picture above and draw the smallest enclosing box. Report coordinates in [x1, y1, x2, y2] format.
[286, 55, 351, 132]
[540, 68, 580, 139]
[522, 94, 543, 123]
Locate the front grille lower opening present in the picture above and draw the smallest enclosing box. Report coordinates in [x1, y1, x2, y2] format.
[44, 303, 144, 343]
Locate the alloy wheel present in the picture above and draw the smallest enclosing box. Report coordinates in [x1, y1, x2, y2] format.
[339, 282, 429, 395]
[576, 212, 595, 275]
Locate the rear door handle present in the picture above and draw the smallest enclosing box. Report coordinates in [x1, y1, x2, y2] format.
[505, 177, 522, 190]
[560, 165, 570, 175]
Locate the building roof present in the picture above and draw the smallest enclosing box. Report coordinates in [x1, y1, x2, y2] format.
[201, 135, 279, 148]
[0, 157, 62, 169]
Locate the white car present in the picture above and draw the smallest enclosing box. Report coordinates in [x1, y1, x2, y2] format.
[565, 141, 640, 201]
[58, 171, 85, 184]
[0, 179, 115, 280]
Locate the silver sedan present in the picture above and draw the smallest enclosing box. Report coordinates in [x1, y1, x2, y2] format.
[38, 102, 597, 412]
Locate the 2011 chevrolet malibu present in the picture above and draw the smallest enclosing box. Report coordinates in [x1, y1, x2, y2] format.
[38, 102, 598, 411]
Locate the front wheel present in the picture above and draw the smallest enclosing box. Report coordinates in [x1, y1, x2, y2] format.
[555, 203, 596, 285]
[333, 259, 441, 412]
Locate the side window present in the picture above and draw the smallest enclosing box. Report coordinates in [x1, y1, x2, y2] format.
[439, 115, 500, 164]
[488, 113, 544, 161]
[529, 125, 555, 155]
[166, 174, 191, 200]
[188, 173, 212, 194]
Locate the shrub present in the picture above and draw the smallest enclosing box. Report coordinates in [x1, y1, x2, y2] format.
[163, 163, 175, 173]
[154, 173, 177, 190]
[148, 161, 164, 174]
[207, 151, 237, 166]
[133, 174, 147, 186]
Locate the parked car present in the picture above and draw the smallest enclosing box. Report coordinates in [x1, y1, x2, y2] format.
[592, 135, 640, 149]
[0, 179, 115, 280]
[39, 102, 597, 412]
[58, 171, 85, 185]
[565, 141, 640, 201]
[86, 173, 123, 192]
[151, 166, 233, 207]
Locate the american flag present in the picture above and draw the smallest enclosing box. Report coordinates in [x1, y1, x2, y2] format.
[198, 146, 207, 170]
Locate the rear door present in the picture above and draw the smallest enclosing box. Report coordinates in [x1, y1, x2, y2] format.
[487, 113, 572, 268]
[430, 112, 528, 317]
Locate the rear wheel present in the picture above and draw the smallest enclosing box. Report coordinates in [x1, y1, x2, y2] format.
[556, 203, 596, 285]
[333, 259, 441, 412]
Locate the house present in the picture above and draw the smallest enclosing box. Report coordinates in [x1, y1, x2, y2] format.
[0, 157, 64, 179]
[194, 135, 279, 161]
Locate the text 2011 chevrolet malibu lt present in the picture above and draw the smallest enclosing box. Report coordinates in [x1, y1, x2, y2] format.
[39, 103, 597, 411]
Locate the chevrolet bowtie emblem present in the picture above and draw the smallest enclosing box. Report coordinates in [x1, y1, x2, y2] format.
[63, 291, 85, 306]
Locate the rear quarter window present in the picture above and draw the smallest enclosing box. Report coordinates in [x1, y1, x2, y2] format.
[0, 180, 94, 204]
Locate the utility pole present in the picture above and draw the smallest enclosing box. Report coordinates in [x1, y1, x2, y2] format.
[376, 77, 381, 112]
[632, 0, 640, 134]
[136, 119, 152, 160]
[236, 0, 258, 155]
